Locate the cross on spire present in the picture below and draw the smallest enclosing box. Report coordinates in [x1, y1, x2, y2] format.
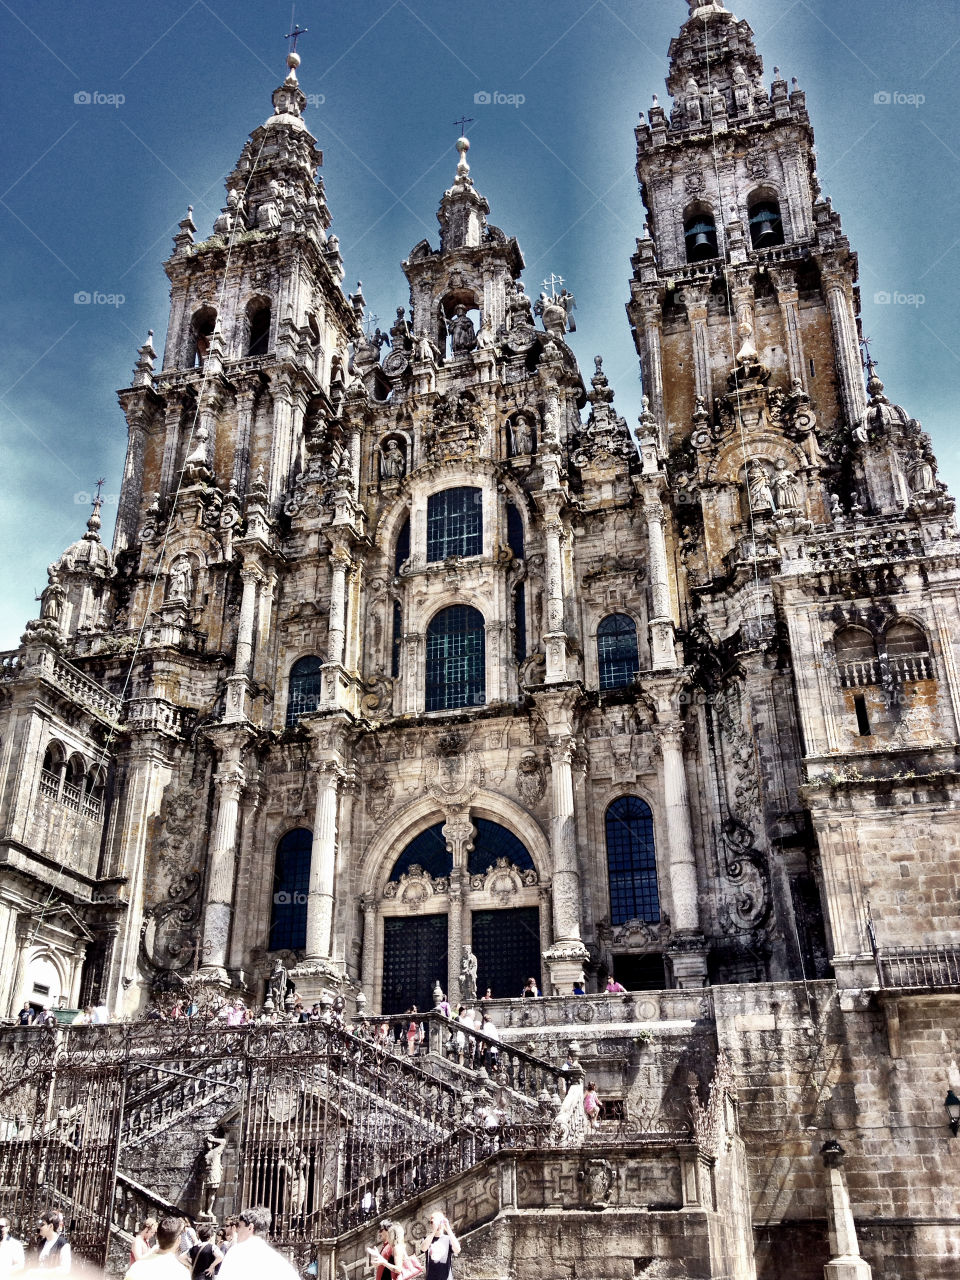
[542, 273, 565, 298]
[452, 116, 474, 137]
[94, 477, 106, 501]
[285, 24, 308, 53]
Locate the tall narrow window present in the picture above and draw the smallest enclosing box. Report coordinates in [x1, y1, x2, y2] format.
[394, 515, 410, 576]
[247, 304, 271, 356]
[391, 599, 403, 678]
[514, 585, 527, 663]
[606, 796, 659, 926]
[597, 614, 640, 690]
[506, 503, 525, 559]
[286, 655, 324, 726]
[269, 828, 312, 951]
[426, 488, 482, 562]
[426, 605, 485, 711]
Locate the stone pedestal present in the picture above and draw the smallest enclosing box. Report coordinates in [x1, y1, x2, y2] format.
[821, 1141, 873, 1280]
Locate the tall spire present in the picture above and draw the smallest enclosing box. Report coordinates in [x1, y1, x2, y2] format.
[437, 134, 490, 251]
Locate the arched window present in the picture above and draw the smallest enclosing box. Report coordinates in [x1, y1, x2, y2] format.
[286, 655, 324, 726]
[747, 193, 785, 249]
[684, 207, 719, 262]
[394, 515, 410, 576]
[597, 614, 640, 690]
[389, 822, 452, 881]
[835, 627, 876, 662]
[83, 768, 106, 820]
[63, 756, 85, 811]
[426, 605, 485, 711]
[247, 302, 271, 356]
[468, 819, 535, 876]
[883, 620, 929, 656]
[606, 796, 659, 926]
[269, 828, 312, 951]
[40, 742, 65, 799]
[426, 488, 482, 563]
[506, 503, 525, 559]
[189, 306, 217, 369]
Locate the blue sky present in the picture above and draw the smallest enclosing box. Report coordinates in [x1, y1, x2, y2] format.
[1, 0, 958, 648]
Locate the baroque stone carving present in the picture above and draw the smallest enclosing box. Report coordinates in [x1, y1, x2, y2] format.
[382, 865, 450, 905]
[515, 749, 546, 806]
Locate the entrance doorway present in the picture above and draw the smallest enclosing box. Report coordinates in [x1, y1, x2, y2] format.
[471, 907, 541, 1002]
[381, 913, 448, 1014]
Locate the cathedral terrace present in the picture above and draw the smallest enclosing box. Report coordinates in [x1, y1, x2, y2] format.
[0, 3, 958, 1279]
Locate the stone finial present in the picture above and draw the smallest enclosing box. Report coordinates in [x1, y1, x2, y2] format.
[133, 329, 157, 388]
[455, 134, 471, 180]
[174, 206, 196, 251]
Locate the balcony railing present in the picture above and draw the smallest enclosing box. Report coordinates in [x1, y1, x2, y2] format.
[839, 653, 934, 688]
[877, 945, 960, 990]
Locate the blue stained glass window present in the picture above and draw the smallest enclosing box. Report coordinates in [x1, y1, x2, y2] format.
[426, 488, 482, 562]
[389, 818, 534, 882]
[597, 614, 640, 690]
[394, 515, 410, 576]
[605, 796, 659, 926]
[269, 828, 312, 950]
[506, 504, 525, 559]
[286, 655, 324, 726]
[390, 822, 452, 880]
[426, 605, 485, 711]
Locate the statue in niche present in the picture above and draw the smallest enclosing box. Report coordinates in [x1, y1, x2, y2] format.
[200, 1132, 227, 1218]
[746, 461, 774, 514]
[167, 557, 193, 603]
[379, 438, 406, 481]
[449, 305, 478, 356]
[510, 413, 535, 456]
[39, 567, 65, 623]
[772, 458, 803, 511]
[256, 180, 283, 231]
[908, 439, 936, 493]
[459, 947, 478, 1002]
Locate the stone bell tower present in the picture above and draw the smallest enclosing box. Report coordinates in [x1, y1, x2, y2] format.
[625, 0, 960, 986]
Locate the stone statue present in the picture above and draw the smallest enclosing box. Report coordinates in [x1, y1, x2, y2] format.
[268, 957, 288, 1010]
[213, 189, 242, 236]
[507, 282, 534, 328]
[280, 1147, 308, 1218]
[829, 492, 844, 522]
[459, 946, 478, 1002]
[200, 1132, 227, 1217]
[772, 458, 803, 511]
[537, 292, 568, 340]
[167, 557, 193, 603]
[379, 438, 406, 481]
[39, 568, 65, 623]
[510, 413, 535, 456]
[476, 320, 496, 349]
[256, 180, 282, 231]
[414, 331, 437, 362]
[908, 449, 936, 494]
[390, 307, 412, 350]
[449, 306, 477, 356]
[747, 461, 774, 514]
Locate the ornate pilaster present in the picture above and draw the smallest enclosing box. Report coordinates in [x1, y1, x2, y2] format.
[770, 267, 807, 390]
[534, 491, 571, 684]
[680, 285, 711, 405]
[201, 732, 254, 976]
[638, 292, 665, 430]
[360, 893, 378, 1009]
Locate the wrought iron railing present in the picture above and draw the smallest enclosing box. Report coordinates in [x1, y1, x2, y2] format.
[876, 945, 960, 990]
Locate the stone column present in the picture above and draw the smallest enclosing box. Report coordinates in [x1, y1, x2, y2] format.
[360, 894, 378, 1010]
[770, 267, 807, 389]
[822, 265, 867, 429]
[442, 810, 475, 1003]
[643, 495, 677, 670]
[654, 722, 707, 987]
[234, 569, 260, 677]
[115, 418, 148, 553]
[821, 1142, 873, 1280]
[640, 297, 665, 429]
[232, 381, 258, 493]
[681, 285, 712, 405]
[202, 752, 246, 975]
[322, 542, 353, 709]
[543, 736, 588, 991]
[268, 379, 296, 508]
[305, 761, 343, 962]
[541, 508, 570, 684]
[158, 397, 184, 500]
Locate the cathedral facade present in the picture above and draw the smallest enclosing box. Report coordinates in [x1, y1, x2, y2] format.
[1, 0, 958, 1034]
